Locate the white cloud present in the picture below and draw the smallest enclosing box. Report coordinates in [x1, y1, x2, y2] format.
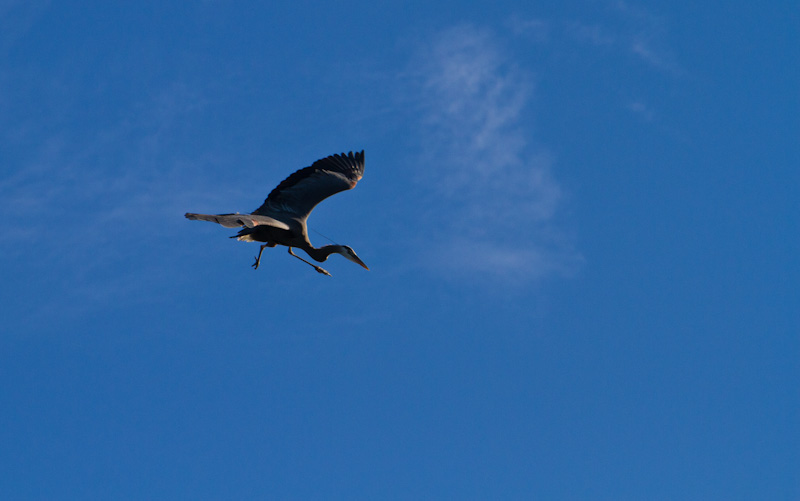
[553, 3, 684, 77]
[431, 237, 583, 283]
[506, 16, 550, 43]
[626, 100, 656, 121]
[630, 37, 683, 75]
[0, 82, 211, 230]
[567, 21, 616, 47]
[407, 25, 581, 281]
[612, 1, 684, 75]
[0, 80, 223, 311]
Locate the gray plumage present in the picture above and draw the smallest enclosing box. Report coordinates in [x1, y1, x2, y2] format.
[186, 150, 368, 275]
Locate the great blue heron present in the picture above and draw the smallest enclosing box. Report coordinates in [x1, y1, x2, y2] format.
[186, 150, 369, 276]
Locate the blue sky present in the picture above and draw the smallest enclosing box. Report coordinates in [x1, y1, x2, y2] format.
[1, 1, 798, 498]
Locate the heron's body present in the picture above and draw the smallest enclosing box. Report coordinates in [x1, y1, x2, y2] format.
[232, 216, 303, 247]
[186, 150, 368, 275]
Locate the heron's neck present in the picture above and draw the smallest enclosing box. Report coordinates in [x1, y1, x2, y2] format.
[304, 244, 343, 263]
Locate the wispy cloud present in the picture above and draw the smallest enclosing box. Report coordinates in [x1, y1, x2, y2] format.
[510, 3, 683, 123]
[405, 25, 582, 281]
[506, 16, 550, 43]
[0, 79, 226, 316]
[629, 38, 683, 75]
[566, 21, 617, 47]
[612, 1, 684, 75]
[514, 3, 684, 77]
[626, 100, 656, 121]
[1, 82, 214, 239]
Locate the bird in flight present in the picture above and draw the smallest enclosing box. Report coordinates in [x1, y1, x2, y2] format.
[186, 150, 369, 276]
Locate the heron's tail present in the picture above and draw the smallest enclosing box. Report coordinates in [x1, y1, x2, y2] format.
[184, 212, 245, 228]
[230, 227, 257, 242]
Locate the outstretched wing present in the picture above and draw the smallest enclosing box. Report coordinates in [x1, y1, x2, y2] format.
[185, 212, 291, 230]
[252, 150, 364, 220]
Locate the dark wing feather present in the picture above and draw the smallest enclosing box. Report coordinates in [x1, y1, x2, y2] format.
[252, 150, 364, 220]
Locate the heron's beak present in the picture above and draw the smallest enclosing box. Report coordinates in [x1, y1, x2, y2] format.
[347, 253, 369, 270]
[342, 249, 369, 270]
[354, 256, 369, 270]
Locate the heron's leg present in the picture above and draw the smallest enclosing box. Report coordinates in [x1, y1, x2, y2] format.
[288, 247, 332, 277]
[252, 244, 268, 269]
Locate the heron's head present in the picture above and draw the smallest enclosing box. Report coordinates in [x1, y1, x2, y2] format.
[339, 245, 369, 270]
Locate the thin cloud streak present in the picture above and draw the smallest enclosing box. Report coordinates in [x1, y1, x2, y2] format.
[510, 4, 684, 122]
[626, 100, 656, 121]
[566, 21, 617, 47]
[612, 1, 684, 75]
[1, 83, 212, 241]
[407, 25, 581, 280]
[506, 16, 550, 43]
[512, 3, 684, 76]
[0, 81, 229, 316]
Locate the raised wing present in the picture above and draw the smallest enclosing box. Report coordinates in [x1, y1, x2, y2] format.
[252, 150, 364, 220]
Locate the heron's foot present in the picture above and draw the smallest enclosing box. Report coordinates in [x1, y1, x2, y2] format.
[253, 244, 268, 270]
[315, 266, 332, 277]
